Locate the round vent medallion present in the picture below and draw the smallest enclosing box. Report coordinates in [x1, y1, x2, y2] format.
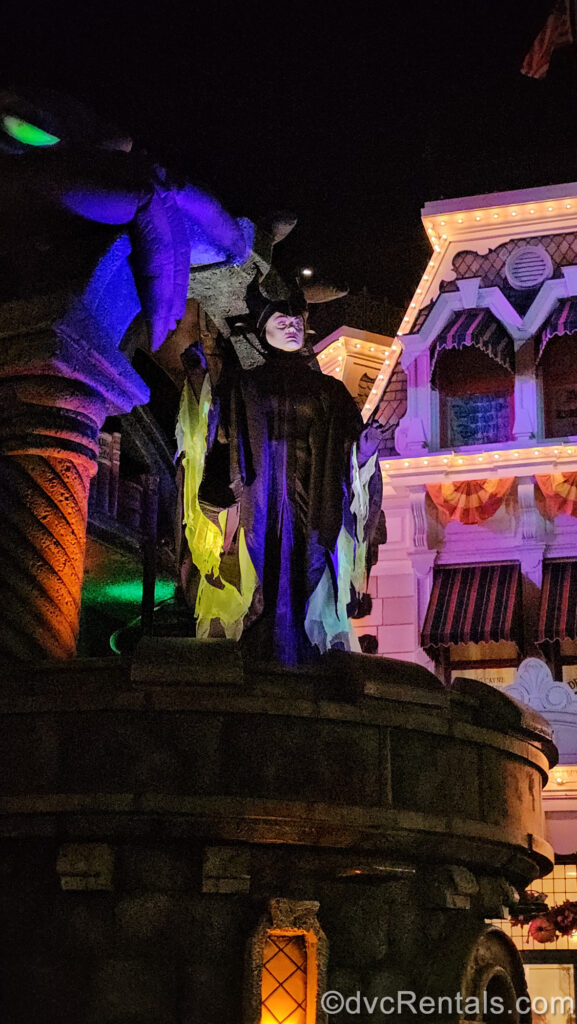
[505, 244, 553, 290]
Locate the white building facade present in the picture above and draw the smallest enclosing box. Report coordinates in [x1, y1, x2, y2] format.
[317, 184, 577, 997]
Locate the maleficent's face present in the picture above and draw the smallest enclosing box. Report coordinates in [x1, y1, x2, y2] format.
[264, 312, 305, 351]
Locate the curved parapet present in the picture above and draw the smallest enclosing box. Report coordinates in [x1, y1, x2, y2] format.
[0, 644, 555, 884]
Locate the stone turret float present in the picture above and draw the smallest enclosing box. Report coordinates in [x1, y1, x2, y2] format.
[0, 89, 556, 1023]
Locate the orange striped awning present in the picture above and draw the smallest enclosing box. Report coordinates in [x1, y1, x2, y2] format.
[538, 560, 577, 644]
[421, 562, 521, 652]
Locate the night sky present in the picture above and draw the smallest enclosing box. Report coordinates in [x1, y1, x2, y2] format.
[2, 0, 576, 308]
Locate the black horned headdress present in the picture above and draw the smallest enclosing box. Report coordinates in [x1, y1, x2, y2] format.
[245, 274, 308, 337]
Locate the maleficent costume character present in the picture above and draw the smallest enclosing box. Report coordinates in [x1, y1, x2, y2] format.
[176, 278, 383, 664]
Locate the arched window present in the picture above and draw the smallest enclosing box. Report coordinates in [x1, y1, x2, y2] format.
[261, 933, 309, 1023]
[430, 310, 515, 449]
[435, 346, 514, 449]
[245, 899, 328, 1024]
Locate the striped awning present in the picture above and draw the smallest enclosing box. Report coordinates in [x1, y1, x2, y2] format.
[538, 560, 577, 643]
[421, 562, 521, 652]
[538, 298, 577, 362]
[430, 310, 514, 387]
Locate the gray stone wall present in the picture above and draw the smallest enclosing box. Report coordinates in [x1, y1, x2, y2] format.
[0, 644, 555, 1022]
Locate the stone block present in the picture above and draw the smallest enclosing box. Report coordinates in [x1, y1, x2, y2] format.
[425, 864, 479, 907]
[187, 225, 273, 336]
[382, 595, 416, 625]
[56, 843, 114, 891]
[0, 713, 60, 793]
[0, 960, 91, 1024]
[317, 883, 389, 967]
[114, 892, 181, 946]
[377, 623, 416, 655]
[202, 845, 251, 894]
[85, 959, 178, 1024]
[131, 635, 244, 685]
[355, 596, 383, 627]
[377, 573, 415, 598]
[269, 897, 320, 929]
[181, 958, 243, 1024]
[60, 710, 223, 794]
[481, 748, 542, 833]
[120, 844, 199, 892]
[390, 731, 481, 819]
[477, 876, 518, 918]
[220, 714, 381, 806]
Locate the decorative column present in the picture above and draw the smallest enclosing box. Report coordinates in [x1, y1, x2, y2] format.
[516, 476, 546, 659]
[0, 324, 149, 661]
[512, 337, 539, 442]
[408, 487, 437, 669]
[395, 345, 431, 455]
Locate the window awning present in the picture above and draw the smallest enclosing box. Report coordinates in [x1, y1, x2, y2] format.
[538, 298, 577, 362]
[421, 562, 521, 652]
[430, 310, 514, 387]
[538, 560, 577, 644]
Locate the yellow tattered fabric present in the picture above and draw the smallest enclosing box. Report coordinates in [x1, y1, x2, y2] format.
[426, 477, 515, 525]
[176, 379, 258, 640]
[535, 473, 577, 518]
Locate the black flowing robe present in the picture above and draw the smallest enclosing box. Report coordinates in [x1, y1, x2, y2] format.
[200, 349, 379, 664]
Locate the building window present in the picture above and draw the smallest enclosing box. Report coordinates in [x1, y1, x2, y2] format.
[541, 334, 577, 439]
[261, 933, 308, 1024]
[489, 863, 577, 1024]
[245, 899, 328, 1024]
[492, 862, 577, 952]
[524, 964, 576, 1024]
[545, 637, 577, 690]
[537, 561, 577, 683]
[436, 346, 514, 448]
[429, 310, 515, 449]
[421, 563, 523, 687]
[448, 641, 520, 689]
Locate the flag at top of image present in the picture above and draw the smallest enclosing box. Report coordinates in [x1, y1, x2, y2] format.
[522, 0, 576, 78]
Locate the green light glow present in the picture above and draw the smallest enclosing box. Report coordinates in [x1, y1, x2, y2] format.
[2, 114, 60, 147]
[91, 579, 176, 605]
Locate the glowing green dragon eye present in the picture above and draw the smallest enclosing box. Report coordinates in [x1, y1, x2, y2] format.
[1, 114, 60, 147]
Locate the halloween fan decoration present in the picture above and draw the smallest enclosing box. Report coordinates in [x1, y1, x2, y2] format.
[509, 888, 577, 943]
